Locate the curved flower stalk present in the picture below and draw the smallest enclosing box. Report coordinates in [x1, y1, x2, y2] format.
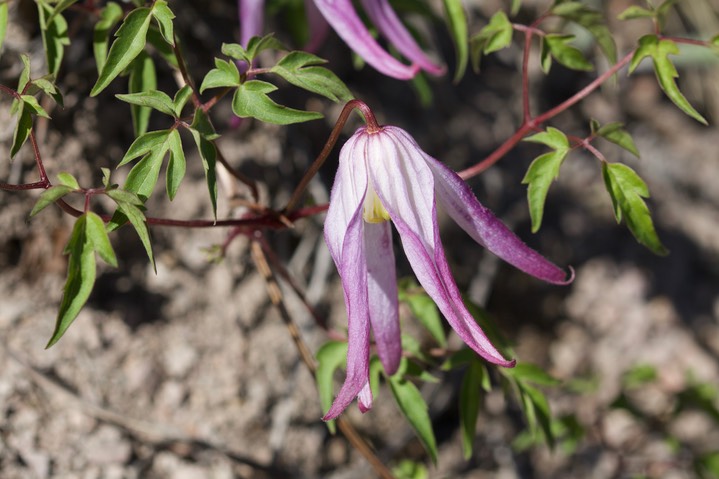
[323, 125, 572, 420]
[238, 0, 443, 79]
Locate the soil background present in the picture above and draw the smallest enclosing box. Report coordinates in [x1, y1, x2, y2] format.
[1, 0, 719, 478]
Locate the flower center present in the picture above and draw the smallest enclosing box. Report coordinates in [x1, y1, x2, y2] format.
[363, 188, 390, 223]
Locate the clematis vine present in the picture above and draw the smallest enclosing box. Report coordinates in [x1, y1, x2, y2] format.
[322, 111, 572, 420]
[238, 0, 443, 79]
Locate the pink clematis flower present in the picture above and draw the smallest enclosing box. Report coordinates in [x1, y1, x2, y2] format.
[239, 0, 443, 79]
[323, 125, 572, 420]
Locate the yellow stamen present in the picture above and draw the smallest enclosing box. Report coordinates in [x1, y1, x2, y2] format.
[363, 189, 390, 223]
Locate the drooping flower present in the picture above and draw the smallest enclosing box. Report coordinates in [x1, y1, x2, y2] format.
[323, 125, 572, 420]
[238, 0, 443, 79]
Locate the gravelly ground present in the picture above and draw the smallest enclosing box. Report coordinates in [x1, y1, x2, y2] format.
[1, 0, 719, 478]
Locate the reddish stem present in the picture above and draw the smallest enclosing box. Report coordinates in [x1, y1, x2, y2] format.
[282, 100, 378, 214]
[459, 50, 635, 180]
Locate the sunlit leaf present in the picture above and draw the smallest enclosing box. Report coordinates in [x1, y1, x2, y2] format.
[199, 58, 240, 92]
[270, 52, 353, 102]
[85, 211, 117, 267]
[470, 10, 512, 72]
[117, 88, 176, 118]
[166, 129, 185, 200]
[602, 162, 668, 255]
[232, 80, 323, 125]
[47, 215, 96, 348]
[151, 0, 175, 46]
[92, 7, 152, 96]
[93, 2, 123, 74]
[388, 374, 438, 464]
[629, 35, 707, 124]
[594, 121, 640, 157]
[544, 34, 594, 71]
[30, 185, 74, 217]
[189, 108, 218, 218]
[37, 0, 70, 78]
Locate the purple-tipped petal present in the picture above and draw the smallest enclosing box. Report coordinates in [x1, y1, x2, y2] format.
[304, 0, 331, 53]
[312, 0, 420, 79]
[365, 221, 401, 375]
[360, 0, 445, 75]
[323, 131, 373, 421]
[389, 127, 573, 285]
[322, 202, 372, 421]
[239, 0, 265, 47]
[367, 129, 513, 367]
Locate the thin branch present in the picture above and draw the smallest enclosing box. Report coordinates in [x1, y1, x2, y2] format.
[283, 100, 378, 214]
[459, 50, 635, 180]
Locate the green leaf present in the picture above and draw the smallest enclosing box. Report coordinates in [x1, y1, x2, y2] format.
[127, 51, 157, 136]
[91, 7, 152, 96]
[17, 54, 31, 93]
[524, 126, 569, 150]
[20, 95, 50, 119]
[166, 129, 185, 200]
[10, 100, 33, 158]
[173, 85, 193, 117]
[29, 76, 63, 107]
[504, 362, 561, 386]
[123, 140, 171, 201]
[695, 451, 719, 479]
[56, 172, 80, 189]
[93, 2, 124, 74]
[510, 0, 522, 16]
[551, 2, 616, 64]
[118, 129, 172, 167]
[442, 0, 468, 83]
[388, 375, 438, 464]
[392, 460, 428, 479]
[189, 109, 218, 218]
[244, 34, 284, 62]
[544, 34, 594, 71]
[621, 364, 657, 389]
[232, 80, 323, 125]
[116, 201, 154, 268]
[398, 283, 447, 347]
[602, 162, 668, 255]
[29, 185, 74, 217]
[46, 215, 96, 348]
[0, 1, 8, 54]
[37, 0, 70, 78]
[594, 121, 640, 157]
[199, 58, 240, 92]
[106, 187, 144, 206]
[315, 340, 348, 435]
[629, 35, 707, 124]
[470, 11, 513, 72]
[617, 6, 655, 21]
[521, 384, 554, 446]
[522, 128, 570, 232]
[151, 0, 175, 46]
[459, 361, 484, 459]
[270, 52, 353, 102]
[85, 211, 117, 267]
[117, 88, 175, 118]
[656, 0, 678, 29]
[47, 0, 78, 24]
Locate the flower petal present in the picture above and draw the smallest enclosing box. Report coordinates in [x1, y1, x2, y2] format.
[322, 202, 372, 420]
[239, 0, 265, 47]
[360, 0, 445, 75]
[324, 129, 369, 266]
[365, 221, 401, 375]
[358, 381, 373, 413]
[304, 0, 331, 53]
[389, 127, 573, 285]
[368, 129, 513, 367]
[312, 0, 420, 79]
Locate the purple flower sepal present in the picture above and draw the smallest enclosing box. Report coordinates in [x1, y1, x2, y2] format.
[322, 125, 573, 420]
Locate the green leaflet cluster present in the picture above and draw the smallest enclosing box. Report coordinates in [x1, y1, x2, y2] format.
[14, 1, 352, 348]
[200, 36, 353, 125]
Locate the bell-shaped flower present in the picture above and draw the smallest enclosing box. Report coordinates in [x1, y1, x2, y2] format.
[323, 125, 572, 420]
